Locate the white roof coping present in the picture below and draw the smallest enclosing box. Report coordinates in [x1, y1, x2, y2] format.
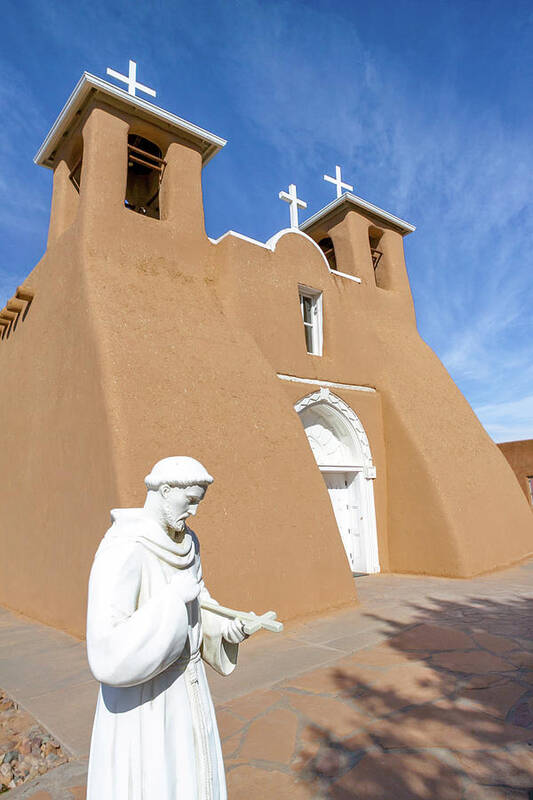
[299, 192, 415, 235]
[34, 72, 227, 169]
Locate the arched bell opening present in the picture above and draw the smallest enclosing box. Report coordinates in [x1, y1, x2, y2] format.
[68, 140, 83, 194]
[369, 226, 386, 287]
[318, 237, 337, 270]
[125, 134, 166, 219]
[295, 390, 380, 575]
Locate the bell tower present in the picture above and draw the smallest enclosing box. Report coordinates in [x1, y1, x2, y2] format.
[300, 193, 415, 296]
[35, 64, 226, 250]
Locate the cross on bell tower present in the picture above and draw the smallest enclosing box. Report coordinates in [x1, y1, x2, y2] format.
[323, 165, 353, 198]
[106, 59, 156, 98]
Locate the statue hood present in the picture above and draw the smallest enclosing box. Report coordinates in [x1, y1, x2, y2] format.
[97, 508, 198, 570]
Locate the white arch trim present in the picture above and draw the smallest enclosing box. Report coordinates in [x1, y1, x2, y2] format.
[266, 228, 331, 271]
[294, 388, 376, 479]
[295, 387, 380, 574]
[209, 228, 362, 283]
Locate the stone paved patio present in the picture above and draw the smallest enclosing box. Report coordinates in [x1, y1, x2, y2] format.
[6, 558, 533, 798]
[221, 599, 533, 799]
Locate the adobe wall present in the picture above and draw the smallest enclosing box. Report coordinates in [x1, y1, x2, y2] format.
[0, 227, 117, 634]
[214, 224, 533, 577]
[1, 99, 532, 636]
[77, 105, 358, 630]
[498, 440, 533, 507]
[0, 103, 358, 637]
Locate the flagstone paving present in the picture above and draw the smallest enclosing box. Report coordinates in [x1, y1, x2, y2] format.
[5, 557, 533, 798]
[220, 621, 533, 798]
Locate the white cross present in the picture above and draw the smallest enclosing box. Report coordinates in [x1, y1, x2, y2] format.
[279, 183, 307, 228]
[106, 60, 156, 98]
[323, 165, 353, 198]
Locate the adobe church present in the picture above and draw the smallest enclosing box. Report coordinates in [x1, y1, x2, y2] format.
[0, 65, 531, 638]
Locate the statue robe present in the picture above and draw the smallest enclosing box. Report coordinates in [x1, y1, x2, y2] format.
[86, 509, 239, 800]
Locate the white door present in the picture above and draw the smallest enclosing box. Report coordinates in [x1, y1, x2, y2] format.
[322, 471, 364, 572]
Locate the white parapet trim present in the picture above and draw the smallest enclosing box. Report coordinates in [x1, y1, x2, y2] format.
[300, 192, 415, 235]
[209, 228, 362, 283]
[208, 231, 271, 250]
[277, 374, 376, 393]
[35, 72, 227, 168]
[329, 269, 361, 284]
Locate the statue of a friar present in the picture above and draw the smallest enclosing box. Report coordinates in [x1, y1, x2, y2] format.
[86, 457, 281, 800]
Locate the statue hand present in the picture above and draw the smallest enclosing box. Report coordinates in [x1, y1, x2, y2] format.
[223, 618, 248, 644]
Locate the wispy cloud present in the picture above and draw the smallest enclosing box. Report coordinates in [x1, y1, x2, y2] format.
[186, 0, 532, 439]
[0, 56, 51, 305]
[0, 0, 531, 440]
[475, 395, 533, 443]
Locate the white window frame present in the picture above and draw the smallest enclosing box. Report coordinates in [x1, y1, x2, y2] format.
[298, 285, 323, 356]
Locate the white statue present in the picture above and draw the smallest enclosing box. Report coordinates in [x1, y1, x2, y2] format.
[86, 457, 282, 800]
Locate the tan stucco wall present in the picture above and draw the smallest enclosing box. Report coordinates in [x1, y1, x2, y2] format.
[0, 100, 532, 637]
[498, 440, 533, 507]
[0, 228, 117, 634]
[214, 225, 533, 578]
[0, 104, 359, 636]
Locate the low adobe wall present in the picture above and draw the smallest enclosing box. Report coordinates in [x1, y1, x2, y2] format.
[498, 440, 533, 507]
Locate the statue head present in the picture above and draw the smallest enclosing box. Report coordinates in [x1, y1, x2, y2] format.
[144, 457, 214, 534]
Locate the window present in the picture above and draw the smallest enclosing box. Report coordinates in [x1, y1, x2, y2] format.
[125, 134, 166, 219]
[299, 286, 323, 356]
[318, 237, 337, 270]
[528, 476, 533, 504]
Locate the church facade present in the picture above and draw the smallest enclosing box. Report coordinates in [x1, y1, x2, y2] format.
[0, 71, 531, 637]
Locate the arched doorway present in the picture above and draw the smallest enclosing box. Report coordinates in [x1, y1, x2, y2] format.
[295, 388, 380, 574]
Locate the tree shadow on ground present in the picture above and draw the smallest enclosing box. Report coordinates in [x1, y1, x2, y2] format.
[293, 593, 533, 799]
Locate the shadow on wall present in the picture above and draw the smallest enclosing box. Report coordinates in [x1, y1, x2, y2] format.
[291, 594, 533, 798]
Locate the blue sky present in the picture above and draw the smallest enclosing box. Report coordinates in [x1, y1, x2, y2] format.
[1, 0, 531, 441]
